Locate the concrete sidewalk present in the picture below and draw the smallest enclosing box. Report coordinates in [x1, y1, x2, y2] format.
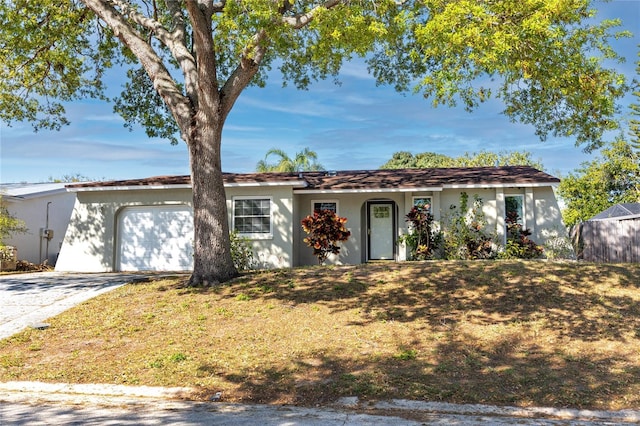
[0, 382, 638, 425]
[0, 272, 154, 340]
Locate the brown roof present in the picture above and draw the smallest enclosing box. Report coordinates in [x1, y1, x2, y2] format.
[66, 175, 191, 188]
[67, 166, 559, 191]
[300, 166, 558, 190]
[65, 172, 305, 188]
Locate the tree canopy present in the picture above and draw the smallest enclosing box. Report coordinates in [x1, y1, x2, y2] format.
[0, 0, 631, 284]
[1, 1, 629, 149]
[557, 138, 640, 227]
[558, 48, 640, 227]
[380, 150, 544, 170]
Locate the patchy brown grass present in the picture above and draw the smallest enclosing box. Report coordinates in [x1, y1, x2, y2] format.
[1, 261, 639, 410]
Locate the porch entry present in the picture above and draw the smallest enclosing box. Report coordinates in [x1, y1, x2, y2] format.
[367, 201, 396, 260]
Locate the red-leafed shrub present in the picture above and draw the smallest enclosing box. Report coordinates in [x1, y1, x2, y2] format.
[399, 203, 440, 260]
[301, 210, 351, 265]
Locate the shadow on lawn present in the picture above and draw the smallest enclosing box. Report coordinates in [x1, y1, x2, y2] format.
[226, 261, 640, 341]
[208, 325, 639, 409]
[191, 261, 640, 409]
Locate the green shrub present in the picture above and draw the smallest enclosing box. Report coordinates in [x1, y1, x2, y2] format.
[499, 211, 544, 259]
[0, 196, 27, 246]
[541, 227, 575, 260]
[229, 230, 255, 271]
[443, 192, 496, 260]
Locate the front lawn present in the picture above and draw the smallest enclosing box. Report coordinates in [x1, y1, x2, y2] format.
[1, 261, 639, 410]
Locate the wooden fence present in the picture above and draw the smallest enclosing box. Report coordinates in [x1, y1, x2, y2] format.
[572, 219, 640, 263]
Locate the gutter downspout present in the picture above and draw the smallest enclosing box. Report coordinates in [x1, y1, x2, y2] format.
[40, 202, 52, 264]
[45, 201, 51, 264]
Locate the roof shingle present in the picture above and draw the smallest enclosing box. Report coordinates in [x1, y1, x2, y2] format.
[300, 166, 558, 190]
[66, 166, 559, 191]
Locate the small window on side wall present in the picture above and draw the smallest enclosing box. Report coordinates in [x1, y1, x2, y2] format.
[412, 197, 432, 213]
[312, 200, 338, 214]
[505, 195, 524, 226]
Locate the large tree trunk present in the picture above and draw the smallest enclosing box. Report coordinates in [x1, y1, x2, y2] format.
[182, 0, 240, 287]
[187, 116, 238, 286]
[82, 0, 260, 285]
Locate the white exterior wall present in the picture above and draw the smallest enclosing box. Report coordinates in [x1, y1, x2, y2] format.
[495, 188, 506, 242]
[532, 186, 567, 242]
[4, 190, 76, 265]
[295, 192, 406, 266]
[292, 186, 566, 266]
[438, 188, 499, 235]
[225, 186, 295, 269]
[56, 188, 192, 272]
[56, 182, 567, 273]
[399, 191, 442, 261]
[407, 186, 566, 249]
[56, 185, 297, 272]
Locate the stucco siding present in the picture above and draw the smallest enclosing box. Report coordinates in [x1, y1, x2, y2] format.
[4, 191, 75, 265]
[292, 195, 303, 267]
[55, 177, 567, 272]
[438, 188, 498, 236]
[225, 186, 295, 269]
[56, 189, 192, 272]
[56, 198, 112, 272]
[293, 186, 564, 265]
[295, 193, 405, 266]
[533, 187, 567, 242]
[436, 186, 566, 248]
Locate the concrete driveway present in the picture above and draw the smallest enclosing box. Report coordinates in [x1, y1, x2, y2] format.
[0, 272, 153, 340]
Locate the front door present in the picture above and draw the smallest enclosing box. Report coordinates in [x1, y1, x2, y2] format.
[368, 201, 395, 260]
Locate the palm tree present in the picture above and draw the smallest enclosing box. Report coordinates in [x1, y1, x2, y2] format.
[256, 147, 323, 172]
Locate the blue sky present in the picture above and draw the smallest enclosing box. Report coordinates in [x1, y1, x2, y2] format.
[0, 0, 638, 184]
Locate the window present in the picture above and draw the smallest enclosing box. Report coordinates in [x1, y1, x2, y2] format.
[412, 196, 432, 213]
[505, 195, 524, 226]
[373, 205, 391, 218]
[312, 200, 338, 214]
[233, 197, 272, 237]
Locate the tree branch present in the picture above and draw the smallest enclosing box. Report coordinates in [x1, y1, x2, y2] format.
[109, 0, 175, 50]
[185, 0, 220, 115]
[219, 29, 267, 120]
[220, 0, 344, 117]
[166, 0, 186, 42]
[165, 1, 199, 106]
[81, 0, 193, 138]
[212, 1, 226, 13]
[109, 0, 197, 83]
[282, 0, 342, 29]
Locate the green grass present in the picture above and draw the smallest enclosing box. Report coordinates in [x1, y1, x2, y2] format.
[0, 261, 639, 410]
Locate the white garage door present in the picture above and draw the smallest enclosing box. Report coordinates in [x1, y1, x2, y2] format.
[118, 205, 194, 271]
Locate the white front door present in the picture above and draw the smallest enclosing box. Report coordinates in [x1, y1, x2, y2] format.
[368, 202, 395, 260]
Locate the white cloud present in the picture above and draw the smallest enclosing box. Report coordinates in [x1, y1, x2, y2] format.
[339, 61, 375, 81]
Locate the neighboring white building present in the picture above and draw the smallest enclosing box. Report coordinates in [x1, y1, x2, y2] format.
[56, 166, 567, 272]
[1, 183, 77, 265]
